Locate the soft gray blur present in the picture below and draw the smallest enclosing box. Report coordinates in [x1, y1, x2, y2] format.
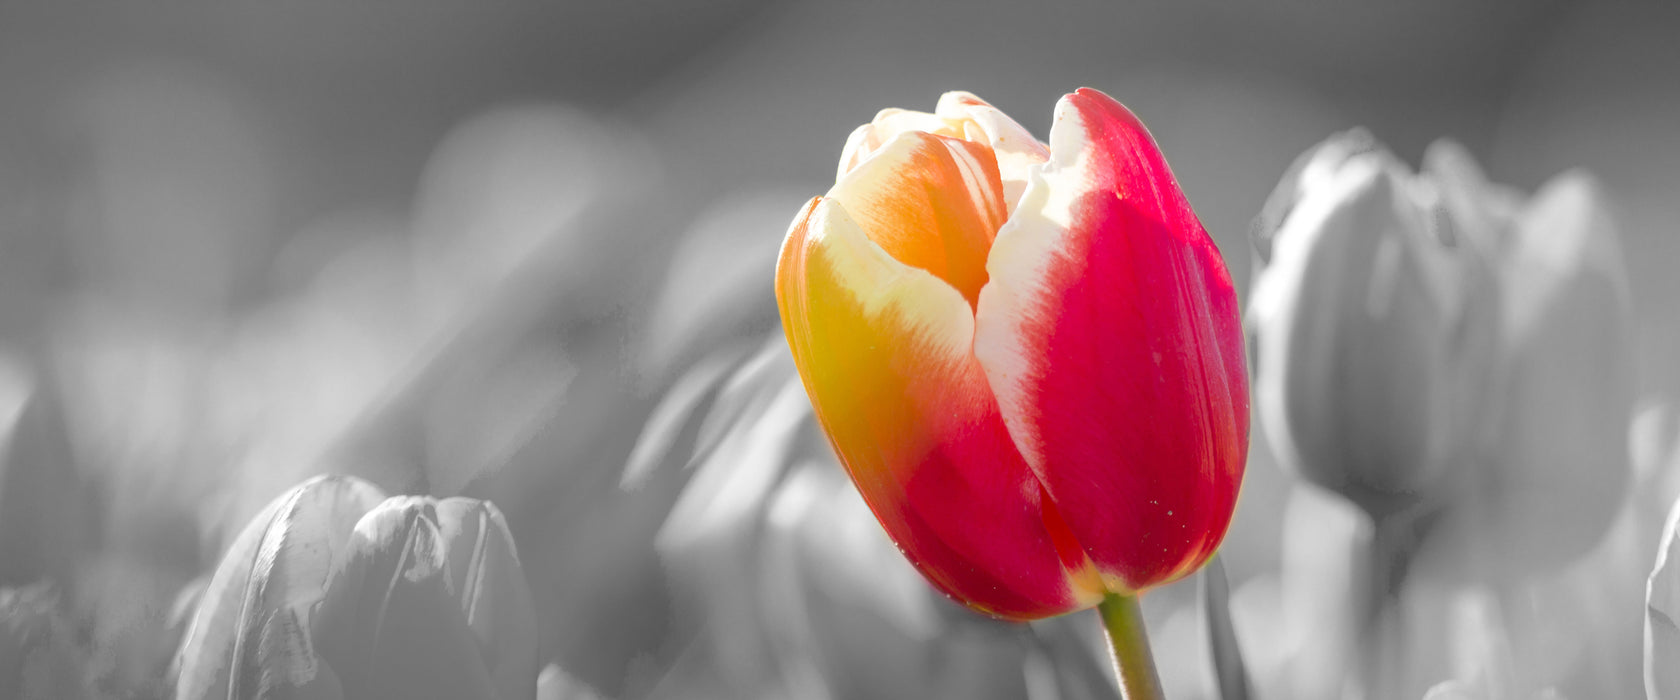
[0, 2, 1675, 699]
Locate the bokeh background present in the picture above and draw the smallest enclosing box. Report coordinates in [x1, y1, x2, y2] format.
[0, 1, 1676, 699]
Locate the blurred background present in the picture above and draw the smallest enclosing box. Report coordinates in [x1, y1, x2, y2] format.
[0, 1, 1676, 699]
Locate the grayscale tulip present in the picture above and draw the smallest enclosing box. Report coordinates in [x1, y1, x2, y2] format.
[174, 477, 538, 700]
[1249, 130, 1499, 519]
[1424, 148, 1636, 581]
[173, 475, 387, 700]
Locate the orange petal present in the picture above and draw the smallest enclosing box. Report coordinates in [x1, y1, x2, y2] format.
[825, 130, 1007, 307]
[776, 197, 1100, 619]
[837, 108, 968, 179]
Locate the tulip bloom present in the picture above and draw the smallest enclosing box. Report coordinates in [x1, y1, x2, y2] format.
[775, 89, 1248, 621]
[174, 476, 538, 700]
[1247, 131, 1500, 518]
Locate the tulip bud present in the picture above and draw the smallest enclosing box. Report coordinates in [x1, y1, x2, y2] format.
[174, 475, 387, 700]
[777, 88, 1247, 619]
[1445, 171, 1634, 579]
[176, 477, 538, 700]
[1248, 131, 1499, 518]
[311, 497, 502, 700]
[434, 498, 540, 700]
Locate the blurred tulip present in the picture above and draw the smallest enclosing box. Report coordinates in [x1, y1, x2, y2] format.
[175, 476, 537, 700]
[775, 88, 1248, 621]
[1248, 130, 1499, 519]
[1427, 151, 1635, 581]
[1254, 132, 1639, 699]
[1647, 494, 1680, 700]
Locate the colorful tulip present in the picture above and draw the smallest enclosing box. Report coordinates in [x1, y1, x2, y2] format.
[1247, 130, 1500, 518]
[774, 88, 1249, 621]
[174, 476, 539, 700]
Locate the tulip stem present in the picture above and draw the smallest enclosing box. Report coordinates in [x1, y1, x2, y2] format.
[1097, 592, 1164, 700]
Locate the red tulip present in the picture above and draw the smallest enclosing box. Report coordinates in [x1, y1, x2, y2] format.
[775, 88, 1248, 621]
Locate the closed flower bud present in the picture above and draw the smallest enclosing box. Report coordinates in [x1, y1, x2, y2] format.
[777, 88, 1247, 619]
[1249, 131, 1499, 517]
[174, 475, 387, 700]
[175, 477, 538, 700]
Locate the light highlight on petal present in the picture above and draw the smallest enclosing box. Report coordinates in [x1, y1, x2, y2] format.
[826, 130, 1007, 306]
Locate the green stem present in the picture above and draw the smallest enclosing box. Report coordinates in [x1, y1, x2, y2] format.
[1097, 592, 1164, 700]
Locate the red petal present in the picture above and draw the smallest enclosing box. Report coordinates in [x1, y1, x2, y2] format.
[975, 88, 1249, 592]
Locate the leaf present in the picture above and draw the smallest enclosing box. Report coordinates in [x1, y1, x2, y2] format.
[1202, 555, 1253, 700]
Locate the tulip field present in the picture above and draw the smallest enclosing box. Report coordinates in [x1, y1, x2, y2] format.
[1, 3, 1678, 700]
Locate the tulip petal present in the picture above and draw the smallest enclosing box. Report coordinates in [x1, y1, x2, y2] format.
[778, 197, 1100, 619]
[253, 606, 344, 700]
[312, 498, 501, 700]
[174, 475, 386, 700]
[936, 91, 1050, 212]
[435, 498, 539, 700]
[975, 88, 1248, 592]
[1247, 149, 1495, 515]
[826, 130, 1007, 307]
[837, 108, 967, 179]
[1468, 172, 1633, 575]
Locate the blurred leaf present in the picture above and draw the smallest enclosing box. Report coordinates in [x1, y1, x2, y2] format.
[0, 352, 92, 589]
[1202, 556, 1252, 700]
[1647, 494, 1680, 700]
[636, 188, 806, 381]
[0, 584, 91, 700]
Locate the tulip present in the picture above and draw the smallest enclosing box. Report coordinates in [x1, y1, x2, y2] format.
[174, 474, 387, 700]
[174, 476, 539, 700]
[1247, 130, 1500, 520]
[1429, 154, 1635, 582]
[776, 88, 1248, 696]
[1251, 132, 1637, 699]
